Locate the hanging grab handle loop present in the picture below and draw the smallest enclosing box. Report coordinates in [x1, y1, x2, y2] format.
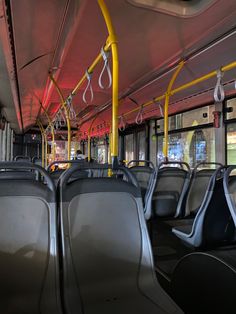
[153, 98, 164, 117]
[66, 94, 76, 120]
[83, 70, 94, 104]
[98, 47, 112, 89]
[119, 114, 126, 132]
[214, 70, 225, 103]
[135, 104, 144, 125]
[59, 109, 66, 127]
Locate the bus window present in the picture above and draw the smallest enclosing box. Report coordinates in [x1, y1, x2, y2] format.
[137, 130, 146, 160]
[125, 133, 134, 162]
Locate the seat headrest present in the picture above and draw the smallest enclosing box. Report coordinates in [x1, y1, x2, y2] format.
[61, 177, 141, 202]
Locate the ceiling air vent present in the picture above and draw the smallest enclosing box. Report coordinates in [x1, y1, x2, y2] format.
[126, 0, 218, 18]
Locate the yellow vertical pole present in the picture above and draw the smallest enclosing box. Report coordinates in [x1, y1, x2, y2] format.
[45, 136, 48, 168]
[108, 129, 113, 176]
[88, 135, 91, 162]
[163, 61, 185, 159]
[49, 73, 71, 161]
[37, 120, 47, 168]
[98, 0, 119, 165]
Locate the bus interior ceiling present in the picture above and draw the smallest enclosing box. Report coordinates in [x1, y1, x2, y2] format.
[0, 0, 236, 134]
[1, 1, 236, 313]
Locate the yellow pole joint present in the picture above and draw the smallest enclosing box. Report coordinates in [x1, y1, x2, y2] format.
[163, 61, 185, 159]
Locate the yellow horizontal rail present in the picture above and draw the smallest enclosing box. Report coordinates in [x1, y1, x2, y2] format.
[72, 41, 111, 96]
[171, 61, 236, 96]
[120, 60, 236, 119]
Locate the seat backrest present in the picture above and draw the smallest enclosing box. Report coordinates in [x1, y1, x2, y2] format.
[185, 169, 217, 217]
[171, 252, 236, 314]
[153, 165, 190, 218]
[59, 165, 182, 314]
[129, 166, 154, 197]
[32, 156, 42, 166]
[186, 168, 235, 248]
[223, 166, 236, 227]
[0, 170, 36, 180]
[185, 162, 223, 217]
[0, 162, 62, 313]
[14, 155, 31, 162]
[128, 161, 157, 220]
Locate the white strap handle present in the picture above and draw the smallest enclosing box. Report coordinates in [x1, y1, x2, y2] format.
[214, 70, 225, 103]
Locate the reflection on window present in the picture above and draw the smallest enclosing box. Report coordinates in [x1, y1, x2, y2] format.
[227, 123, 236, 165]
[125, 134, 134, 162]
[226, 98, 236, 120]
[149, 120, 157, 166]
[157, 105, 215, 132]
[137, 130, 146, 160]
[157, 128, 215, 168]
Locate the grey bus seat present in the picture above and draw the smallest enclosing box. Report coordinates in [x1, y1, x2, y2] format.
[171, 252, 236, 314]
[32, 156, 42, 166]
[185, 162, 223, 217]
[128, 160, 157, 220]
[0, 170, 36, 180]
[172, 167, 235, 248]
[0, 162, 62, 313]
[47, 160, 90, 185]
[223, 166, 236, 227]
[152, 162, 191, 218]
[14, 155, 31, 162]
[59, 165, 183, 314]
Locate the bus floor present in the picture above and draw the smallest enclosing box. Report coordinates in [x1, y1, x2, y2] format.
[150, 219, 236, 293]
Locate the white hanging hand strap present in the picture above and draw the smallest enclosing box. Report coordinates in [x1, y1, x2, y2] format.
[153, 98, 164, 117]
[135, 104, 144, 125]
[66, 94, 76, 120]
[98, 47, 112, 89]
[119, 114, 126, 131]
[214, 70, 225, 103]
[83, 70, 94, 104]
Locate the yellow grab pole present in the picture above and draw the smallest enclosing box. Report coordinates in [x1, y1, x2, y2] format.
[108, 130, 113, 176]
[98, 0, 119, 165]
[87, 135, 91, 162]
[163, 61, 185, 159]
[120, 60, 236, 120]
[72, 46, 110, 96]
[171, 61, 236, 96]
[49, 73, 71, 161]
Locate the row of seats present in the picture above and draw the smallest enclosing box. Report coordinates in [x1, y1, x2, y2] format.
[172, 166, 236, 248]
[128, 160, 222, 220]
[14, 155, 41, 164]
[0, 162, 183, 314]
[128, 160, 236, 248]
